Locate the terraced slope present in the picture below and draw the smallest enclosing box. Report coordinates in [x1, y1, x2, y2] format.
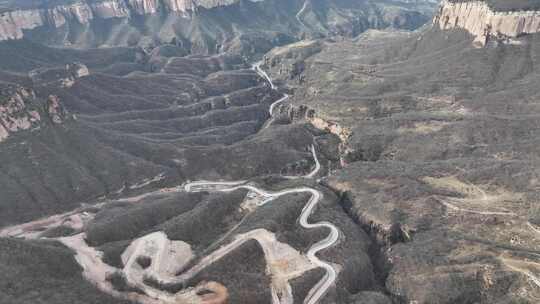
[0, 41, 385, 303]
[0, 41, 323, 226]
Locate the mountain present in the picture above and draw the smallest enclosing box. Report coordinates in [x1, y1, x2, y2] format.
[2, 1, 540, 304]
[0, 0, 439, 227]
[0, 1, 436, 302]
[0, 0, 436, 52]
[258, 1, 540, 303]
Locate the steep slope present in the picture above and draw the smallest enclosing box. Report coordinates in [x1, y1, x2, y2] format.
[0, 0, 436, 51]
[262, 7, 540, 302]
[0, 0, 441, 227]
[0, 238, 133, 304]
[10, 1, 538, 304]
[0, 31, 354, 303]
[0, 40, 325, 226]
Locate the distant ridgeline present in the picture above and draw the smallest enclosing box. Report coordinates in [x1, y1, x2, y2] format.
[0, 0, 253, 40]
[434, 0, 540, 46]
[0, 0, 434, 51]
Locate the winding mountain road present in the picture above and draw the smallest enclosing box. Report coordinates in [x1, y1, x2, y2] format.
[269, 93, 289, 116]
[180, 61, 340, 304]
[296, 0, 310, 29]
[253, 61, 289, 129]
[180, 61, 339, 304]
[254, 59, 338, 304]
[182, 60, 340, 304]
[253, 61, 277, 90]
[182, 181, 339, 304]
[0, 60, 339, 304]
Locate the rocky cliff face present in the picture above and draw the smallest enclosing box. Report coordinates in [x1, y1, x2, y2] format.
[434, 0, 540, 46]
[0, 0, 257, 41]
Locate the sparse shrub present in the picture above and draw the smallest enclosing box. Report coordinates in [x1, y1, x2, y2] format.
[105, 271, 143, 294]
[41, 225, 76, 238]
[136, 256, 152, 269]
[99, 240, 131, 268]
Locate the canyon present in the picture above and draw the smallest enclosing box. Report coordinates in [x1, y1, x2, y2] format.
[0, 0, 259, 41]
[0, 0, 435, 50]
[2, 1, 540, 304]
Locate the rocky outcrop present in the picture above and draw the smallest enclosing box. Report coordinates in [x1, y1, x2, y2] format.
[47, 95, 68, 124]
[0, 0, 259, 41]
[0, 84, 70, 142]
[0, 86, 40, 142]
[434, 0, 540, 46]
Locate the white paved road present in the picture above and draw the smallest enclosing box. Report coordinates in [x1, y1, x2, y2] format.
[296, 0, 310, 29]
[183, 181, 339, 304]
[0, 61, 339, 304]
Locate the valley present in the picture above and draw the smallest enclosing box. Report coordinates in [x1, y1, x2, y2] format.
[0, 65, 341, 304]
[2, 0, 540, 304]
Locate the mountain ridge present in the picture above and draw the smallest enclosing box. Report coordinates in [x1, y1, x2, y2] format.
[0, 0, 253, 41]
[0, 0, 435, 50]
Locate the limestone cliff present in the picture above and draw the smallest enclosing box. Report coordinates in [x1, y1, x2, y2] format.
[434, 0, 540, 46]
[0, 0, 259, 41]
